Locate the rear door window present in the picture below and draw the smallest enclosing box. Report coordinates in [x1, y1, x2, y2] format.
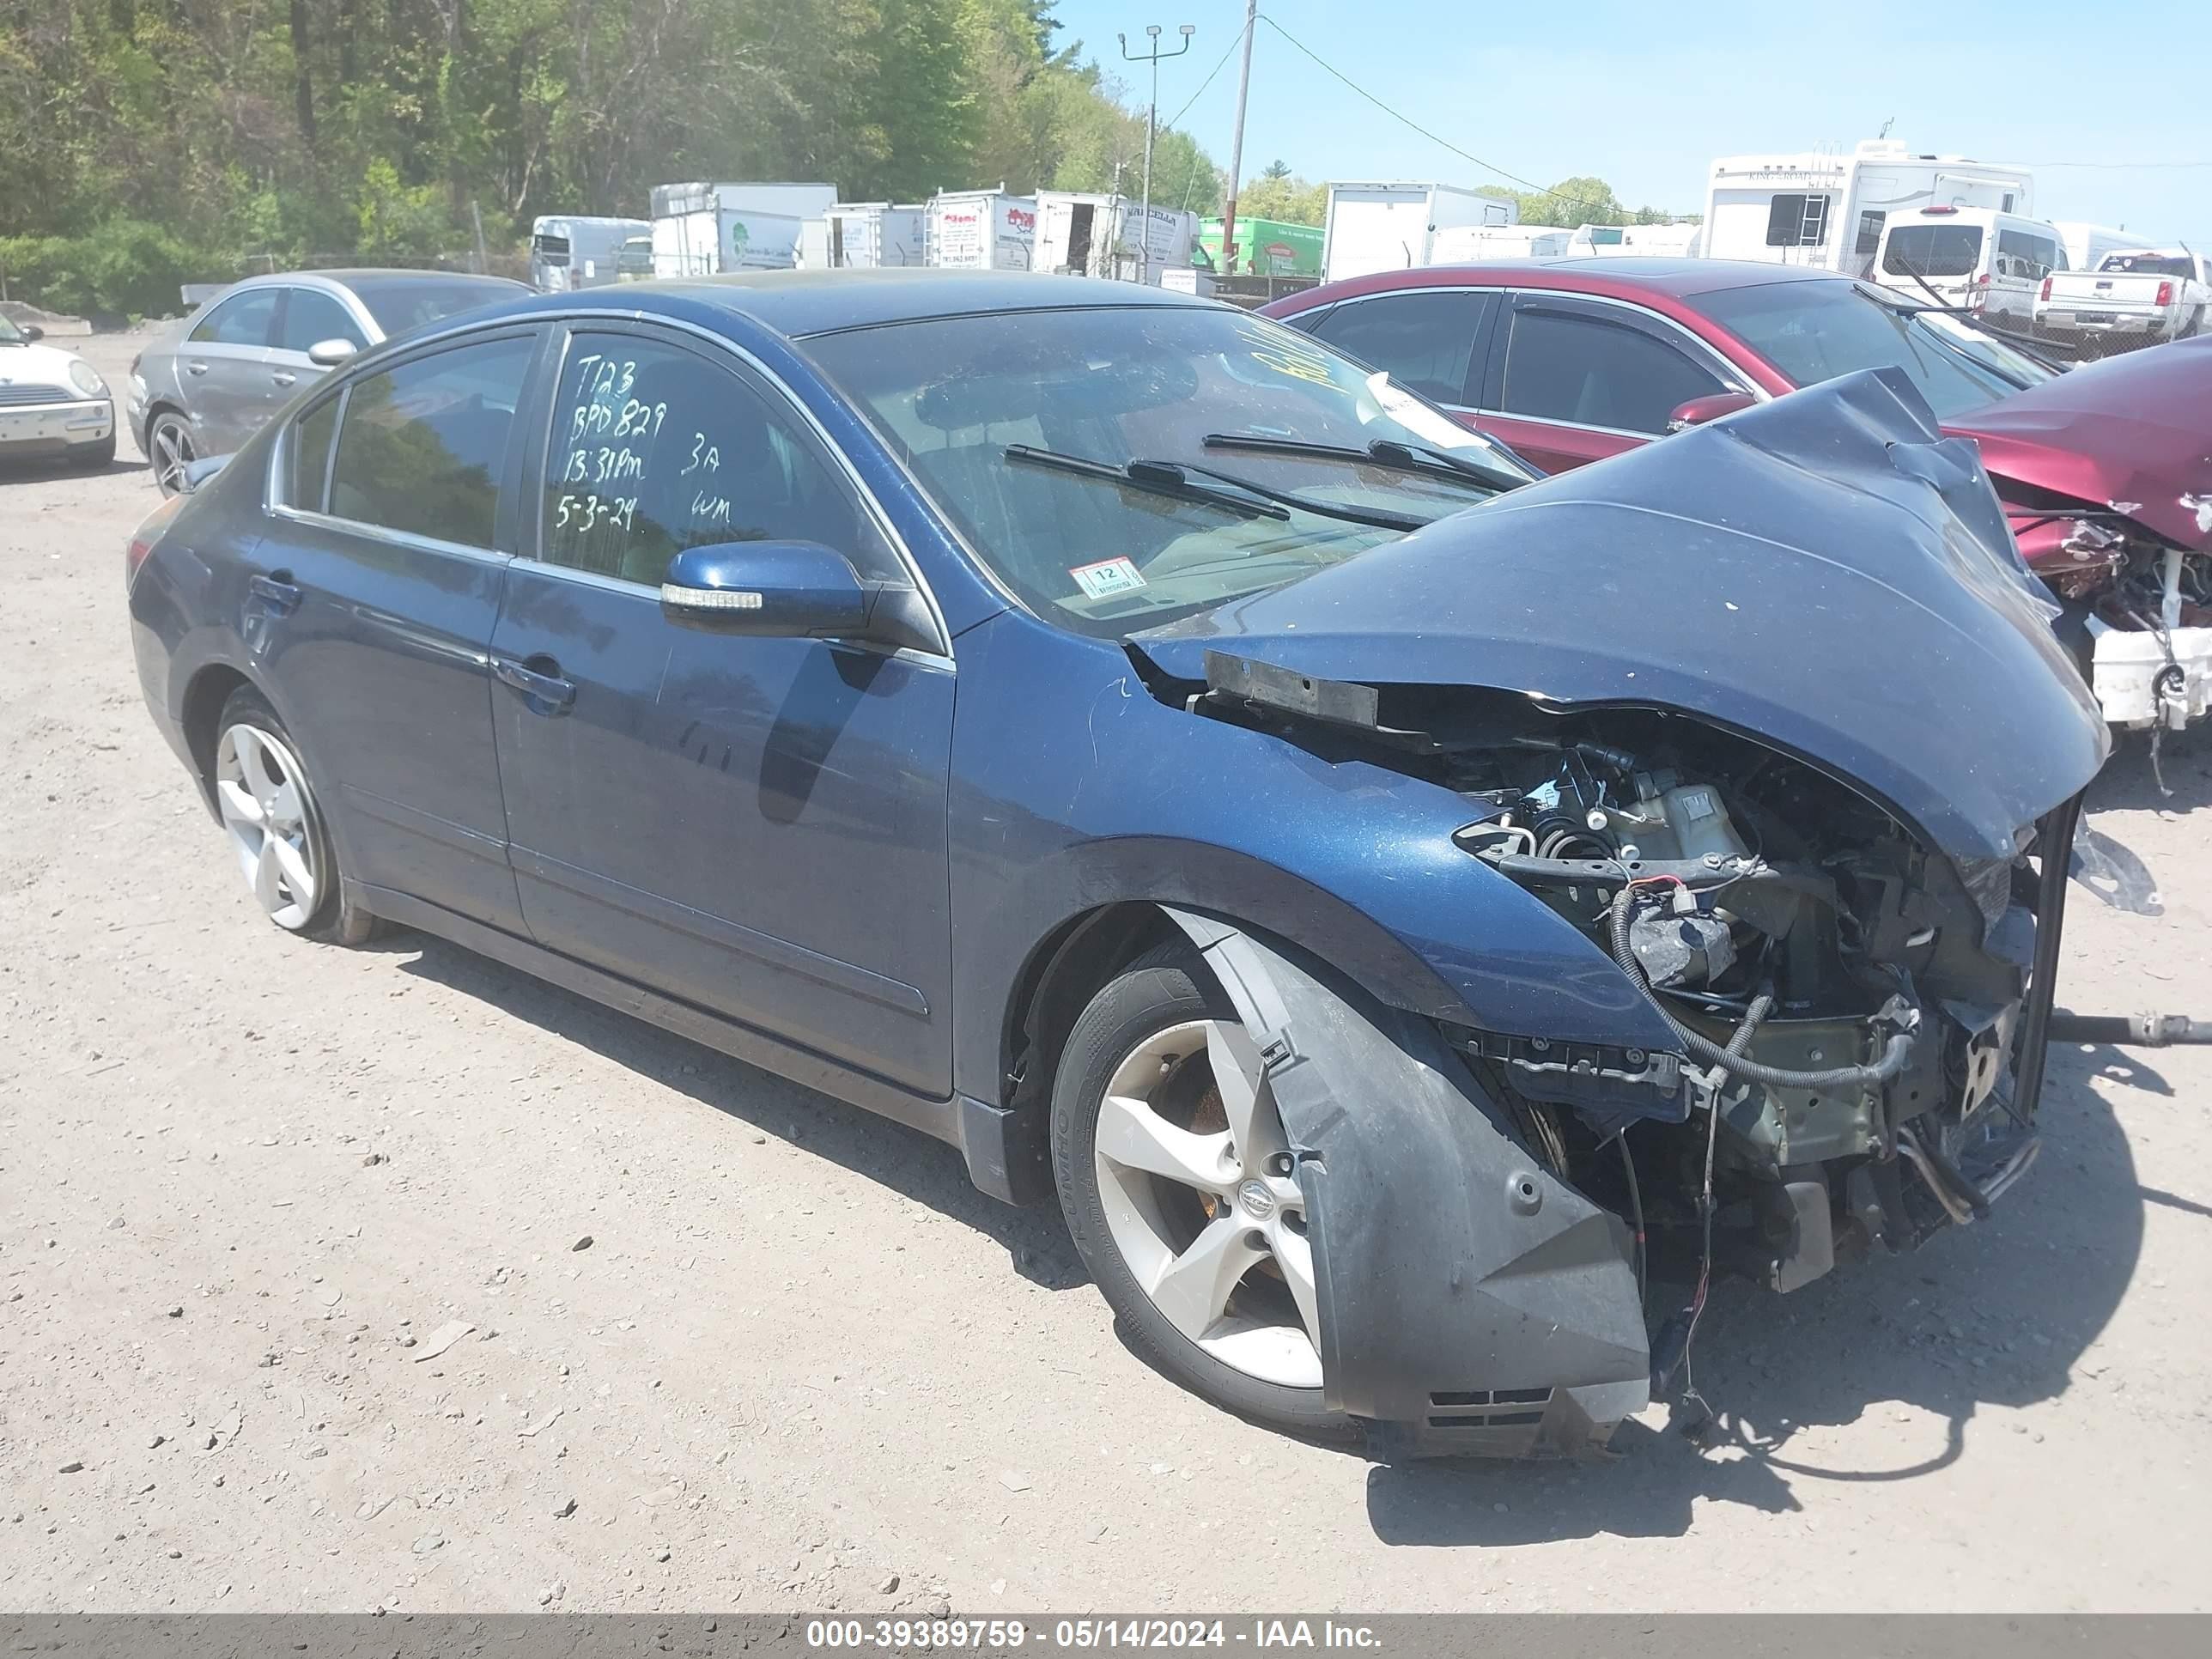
[289, 395, 340, 510]
[1308, 290, 1495, 405]
[327, 335, 537, 548]
[1884, 225, 1983, 278]
[278, 289, 368, 354]
[1498, 304, 1725, 434]
[189, 289, 280, 347]
[535, 331, 895, 586]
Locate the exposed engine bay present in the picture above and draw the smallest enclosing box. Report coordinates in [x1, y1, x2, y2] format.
[1187, 659, 2069, 1322]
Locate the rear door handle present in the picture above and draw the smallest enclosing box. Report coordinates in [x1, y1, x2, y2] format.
[493, 655, 577, 714]
[246, 573, 301, 616]
[272, 371, 297, 387]
[185, 361, 210, 376]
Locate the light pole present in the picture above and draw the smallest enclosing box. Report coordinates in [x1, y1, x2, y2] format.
[1119, 21, 1194, 283]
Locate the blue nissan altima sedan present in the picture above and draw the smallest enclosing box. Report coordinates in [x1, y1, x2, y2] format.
[125, 270, 2106, 1458]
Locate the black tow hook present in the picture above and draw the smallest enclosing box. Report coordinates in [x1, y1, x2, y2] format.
[2046, 1011, 2212, 1048]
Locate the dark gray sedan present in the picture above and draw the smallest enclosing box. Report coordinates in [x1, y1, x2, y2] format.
[128, 269, 528, 493]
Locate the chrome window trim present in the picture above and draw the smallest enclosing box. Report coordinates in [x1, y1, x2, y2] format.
[525, 313, 954, 661]
[265, 503, 511, 566]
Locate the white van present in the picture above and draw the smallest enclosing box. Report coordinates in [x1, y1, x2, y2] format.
[1871, 207, 2063, 325]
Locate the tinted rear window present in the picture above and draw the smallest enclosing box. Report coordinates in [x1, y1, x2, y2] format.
[347, 277, 529, 338]
[1883, 225, 1982, 278]
[2098, 252, 2194, 277]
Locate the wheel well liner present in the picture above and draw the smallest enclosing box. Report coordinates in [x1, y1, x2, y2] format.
[180, 663, 254, 799]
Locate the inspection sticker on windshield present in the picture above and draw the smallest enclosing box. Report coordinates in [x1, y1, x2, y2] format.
[1069, 556, 1146, 600]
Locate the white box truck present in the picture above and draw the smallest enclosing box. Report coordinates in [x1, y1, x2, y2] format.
[1322, 183, 1516, 283]
[927, 190, 1038, 271]
[648, 182, 840, 276]
[823, 203, 930, 268]
[1036, 192, 1198, 279]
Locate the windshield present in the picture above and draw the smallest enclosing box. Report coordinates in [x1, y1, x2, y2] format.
[1883, 224, 1983, 279]
[1687, 278, 2038, 418]
[348, 276, 531, 337]
[0, 313, 24, 344]
[2098, 252, 2194, 277]
[805, 306, 1533, 637]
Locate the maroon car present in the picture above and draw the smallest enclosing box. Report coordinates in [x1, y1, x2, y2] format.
[1262, 258, 2212, 732]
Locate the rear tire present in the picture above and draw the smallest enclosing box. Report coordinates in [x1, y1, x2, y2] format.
[148, 409, 195, 495]
[1050, 945, 1355, 1443]
[210, 686, 380, 944]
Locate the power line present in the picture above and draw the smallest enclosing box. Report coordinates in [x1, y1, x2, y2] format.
[2024, 159, 2212, 170]
[1163, 23, 1245, 132]
[1255, 15, 1690, 222]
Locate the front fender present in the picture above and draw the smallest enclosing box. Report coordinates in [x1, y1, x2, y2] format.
[1168, 909, 1649, 1459]
[947, 611, 1680, 1109]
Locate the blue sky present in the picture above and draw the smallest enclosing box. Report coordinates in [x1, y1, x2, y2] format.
[1051, 0, 2212, 247]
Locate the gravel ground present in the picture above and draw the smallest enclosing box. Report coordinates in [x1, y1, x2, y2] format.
[3, 332, 2209, 1613]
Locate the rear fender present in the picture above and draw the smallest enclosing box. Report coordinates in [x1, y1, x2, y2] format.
[1164, 907, 1649, 1460]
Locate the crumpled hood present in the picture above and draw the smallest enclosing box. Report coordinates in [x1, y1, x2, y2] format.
[1135, 368, 2109, 864]
[1948, 334, 2212, 550]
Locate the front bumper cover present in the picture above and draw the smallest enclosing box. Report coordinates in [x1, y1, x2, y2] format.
[1164, 907, 1650, 1461]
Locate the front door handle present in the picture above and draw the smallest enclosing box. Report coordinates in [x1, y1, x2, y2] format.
[246, 572, 302, 616]
[272, 371, 297, 387]
[493, 655, 577, 714]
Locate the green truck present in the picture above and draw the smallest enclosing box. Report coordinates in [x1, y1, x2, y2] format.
[1196, 216, 1324, 279]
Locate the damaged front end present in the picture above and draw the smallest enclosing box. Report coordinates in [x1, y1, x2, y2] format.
[1132, 369, 2109, 1458]
[1959, 334, 2212, 733]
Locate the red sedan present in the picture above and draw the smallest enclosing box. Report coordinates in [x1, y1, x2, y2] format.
[1262, 259, 2212, 729]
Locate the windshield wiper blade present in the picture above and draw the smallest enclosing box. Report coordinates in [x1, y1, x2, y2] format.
[1170, 459, 1433, 532]
[1004, 445, 1287, 521]
[1203, 431, 1528, 492]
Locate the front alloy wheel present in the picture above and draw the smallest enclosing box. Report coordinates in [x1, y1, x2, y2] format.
[1052, 949, 1350, 1439]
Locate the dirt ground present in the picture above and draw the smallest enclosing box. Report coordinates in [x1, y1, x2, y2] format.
[3, 331, 2210, 1614]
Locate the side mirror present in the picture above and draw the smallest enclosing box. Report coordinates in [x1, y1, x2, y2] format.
[1666, 391, 1757, 433]
[21, 324, 43, 343]
[307, 337, 358, 368]
[661, 541, 872, 638]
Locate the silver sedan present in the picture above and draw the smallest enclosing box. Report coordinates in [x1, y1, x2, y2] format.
[128, 269, 529, 494]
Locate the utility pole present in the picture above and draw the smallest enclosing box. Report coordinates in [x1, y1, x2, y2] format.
[1119, 21, 1194, 283]
[1219, 0, 1259, 278]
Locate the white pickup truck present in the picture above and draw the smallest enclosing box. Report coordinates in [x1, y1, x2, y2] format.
[2036, 247, 2210, 354]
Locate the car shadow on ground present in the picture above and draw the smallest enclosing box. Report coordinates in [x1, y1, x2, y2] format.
[2086, 723, 2212, 817]
[0, 454, 149, 485]
[392, 935, 1092, 1291]
[1361, 1042, 2148, 1544]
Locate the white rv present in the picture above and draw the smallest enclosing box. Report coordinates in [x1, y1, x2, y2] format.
[1036, 192, 1197, 280]
[1322, 183, 1517, 283]
[927, 190, 1038, 271]
[1427, 224, 1572, 263]
[648, 182, 841, 277]
[822, 204, 930, 268]
[530, 216, 650, 291]
[1701, 139, 2033, 276]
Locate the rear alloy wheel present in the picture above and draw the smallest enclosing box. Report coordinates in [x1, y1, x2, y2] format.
[210, 687, 376, 942]
[1052, 951, 1351, 1440]
[149, 410, 196, 495]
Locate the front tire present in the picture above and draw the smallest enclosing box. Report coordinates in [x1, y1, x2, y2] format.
[69, 433, 118, 469]
[211, 686, 377, 943]
[1050, 948, 1353, 1442]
